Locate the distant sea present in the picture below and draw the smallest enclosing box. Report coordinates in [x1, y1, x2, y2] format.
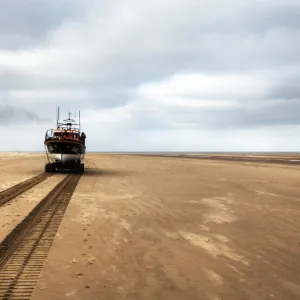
[83, 151, 300, 155]
[1, 151, 300, 155]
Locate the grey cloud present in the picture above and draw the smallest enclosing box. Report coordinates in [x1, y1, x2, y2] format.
[0, 104, 47, 125]
[153, 98, 300, 131]
[2, 0, 300, 91]
[0, 0, 78, 50]
[233, 99, 300, 128]
[269, 74, 300, 100]
[126, 108, 170, 131]
[244, 4, 300, 33]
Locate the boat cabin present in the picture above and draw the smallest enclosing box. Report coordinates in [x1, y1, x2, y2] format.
[53, 130, 80, 140]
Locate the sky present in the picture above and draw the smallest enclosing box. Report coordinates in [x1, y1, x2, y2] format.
[1, 0, 300, 152]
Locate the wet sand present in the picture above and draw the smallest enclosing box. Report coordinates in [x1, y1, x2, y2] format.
[130, 153, 300, 165]
[0, 153, 300, 299]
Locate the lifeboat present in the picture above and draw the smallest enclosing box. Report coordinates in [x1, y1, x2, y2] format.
[44, 107, 86, 173]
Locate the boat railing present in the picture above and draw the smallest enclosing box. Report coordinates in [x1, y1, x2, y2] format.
[45, 129, 84, 143]
[45, 129, 57, 141]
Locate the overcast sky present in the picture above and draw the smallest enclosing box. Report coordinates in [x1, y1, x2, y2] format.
[1, 0, 300, 152]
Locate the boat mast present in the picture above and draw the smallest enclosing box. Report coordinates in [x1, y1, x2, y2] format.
[56, 106, 60, 128]
[55, 106, 80, 132]
[79, 110, 81, 133]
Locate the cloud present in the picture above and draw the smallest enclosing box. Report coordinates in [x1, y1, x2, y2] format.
[133, 72, 300, 130]
[136, 73, 268, 103]
[0, 104, 42, 125]
[0, 0, 300, 151]
[0, 0, 79, 50]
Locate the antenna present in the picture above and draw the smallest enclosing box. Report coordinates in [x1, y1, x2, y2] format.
[74, 104, 78, 124]
[56, 106, 60, 128]
[79, 110, 81, 132]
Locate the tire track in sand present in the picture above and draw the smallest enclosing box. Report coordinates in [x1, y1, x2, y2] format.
[0, 174, 68, 242]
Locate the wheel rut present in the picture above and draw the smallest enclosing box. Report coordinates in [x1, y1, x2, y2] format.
[0, 174, 52, 208]
[0, 174, 82, 300]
